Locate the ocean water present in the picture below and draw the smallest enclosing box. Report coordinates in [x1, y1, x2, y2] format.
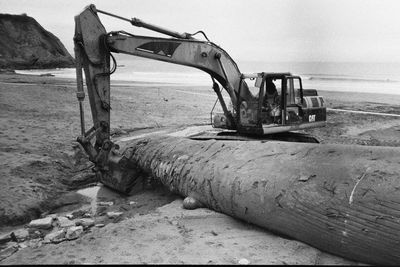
[16, 55, 400, 95]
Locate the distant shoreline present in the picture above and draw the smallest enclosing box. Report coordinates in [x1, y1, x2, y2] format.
[2, 72, 400, 107]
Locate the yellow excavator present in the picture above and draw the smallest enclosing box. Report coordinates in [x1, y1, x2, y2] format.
[74, 4, 326, 193]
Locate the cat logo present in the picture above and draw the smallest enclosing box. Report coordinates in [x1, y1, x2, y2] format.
[136, 41, 181, 57]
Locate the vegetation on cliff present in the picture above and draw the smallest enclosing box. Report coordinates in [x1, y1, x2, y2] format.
[0, 13, 74, 69]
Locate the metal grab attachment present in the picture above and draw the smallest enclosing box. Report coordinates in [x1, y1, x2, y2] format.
[210, 78, 235, 129]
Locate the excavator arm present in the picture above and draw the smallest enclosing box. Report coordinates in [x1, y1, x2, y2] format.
[73, 4, 254, 192]
[107, 32, 247, 104]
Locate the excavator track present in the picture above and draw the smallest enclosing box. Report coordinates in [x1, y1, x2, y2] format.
[189, 131, 320, 143]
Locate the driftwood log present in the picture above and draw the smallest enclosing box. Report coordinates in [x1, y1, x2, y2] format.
[111, 136, 400, 265]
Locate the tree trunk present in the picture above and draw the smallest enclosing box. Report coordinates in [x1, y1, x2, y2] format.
[115, 136, 400, 265]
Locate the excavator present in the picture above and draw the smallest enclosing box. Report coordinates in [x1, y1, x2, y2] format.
[73, 4, 327, 193]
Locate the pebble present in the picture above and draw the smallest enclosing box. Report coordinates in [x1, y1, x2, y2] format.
[65, 226, 83, 240]
[98, 201, 113, 207]
[28, 217, 54, 229]
[95, 224, 105, 228]
[238, 258, 250, 265]
[29, 230, 43, 239]
[129, 201, 137, 205]
[75, 218, 95, 228]
[119, 204, 130, 211]
[18, 242, 27, 249]
[182, 196, 203, 210]
[106, 211, 123, 219]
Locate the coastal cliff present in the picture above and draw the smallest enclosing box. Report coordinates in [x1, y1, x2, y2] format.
[0, 14, 74, 70]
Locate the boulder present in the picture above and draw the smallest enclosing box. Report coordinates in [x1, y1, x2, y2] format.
[11, 229, 29, 242]
[56, 216, 75, 228]
[0, 233, 12, 244]
[28, 217, 53, 229]
[43, 229, 66, 244]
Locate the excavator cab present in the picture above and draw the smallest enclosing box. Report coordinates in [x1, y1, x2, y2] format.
[235, 72, 326, 135]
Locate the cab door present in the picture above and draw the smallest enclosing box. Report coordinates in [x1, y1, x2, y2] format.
[237, 76, 263, 129]
[285, 76, 303, 124]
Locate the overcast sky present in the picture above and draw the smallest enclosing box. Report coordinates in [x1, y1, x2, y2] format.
[1, 0, 400, 62]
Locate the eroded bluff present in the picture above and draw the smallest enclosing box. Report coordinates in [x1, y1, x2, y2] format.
[0, 13, 74, 69]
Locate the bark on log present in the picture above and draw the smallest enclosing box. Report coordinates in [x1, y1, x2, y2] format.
[114, 136, 400, 265]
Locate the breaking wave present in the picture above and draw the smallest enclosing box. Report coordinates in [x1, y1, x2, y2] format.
[303, 74, 399, 83]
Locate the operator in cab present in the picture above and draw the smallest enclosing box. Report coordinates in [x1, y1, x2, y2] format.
[263, 79, 281, 123]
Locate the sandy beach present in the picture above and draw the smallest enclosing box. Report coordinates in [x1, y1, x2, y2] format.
[1, 72, 399, 264]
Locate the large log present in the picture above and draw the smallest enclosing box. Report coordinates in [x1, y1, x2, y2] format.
[115, 136, 400, 265]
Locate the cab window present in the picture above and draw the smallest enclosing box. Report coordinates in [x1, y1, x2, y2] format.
[245, 78, 260, 98]
[287, 77, 302, 105]
[271, 79, 282, 95]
